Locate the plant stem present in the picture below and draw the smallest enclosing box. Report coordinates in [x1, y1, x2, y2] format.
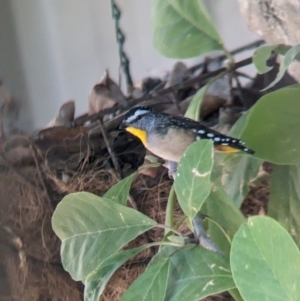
[145, 241, 184, 248]
[205, 216, 232, 245]
[164, 185, 175, 236]
[156, 223, 183, 238]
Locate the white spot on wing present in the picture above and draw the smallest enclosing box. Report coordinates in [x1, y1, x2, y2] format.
[214, 137, 221, 142]
[198, 130, 205, 134]
[196, 136, 201, 141]
[207, 133, 214, 138]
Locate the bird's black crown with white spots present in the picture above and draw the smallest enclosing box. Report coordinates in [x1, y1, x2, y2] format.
[122, 106, 254, 155]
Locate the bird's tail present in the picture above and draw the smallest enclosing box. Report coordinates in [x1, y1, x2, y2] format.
[214, 137, 254, 154]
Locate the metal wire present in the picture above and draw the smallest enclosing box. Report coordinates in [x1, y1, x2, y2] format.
[110, 0, 133, 89]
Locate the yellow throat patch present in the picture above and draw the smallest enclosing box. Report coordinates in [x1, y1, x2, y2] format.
[126, 127, 148, 146]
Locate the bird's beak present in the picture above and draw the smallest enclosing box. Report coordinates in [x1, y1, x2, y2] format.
[119, 121, 127, 130]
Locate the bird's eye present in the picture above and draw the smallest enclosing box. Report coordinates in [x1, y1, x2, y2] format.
[136, 115, 143, 121]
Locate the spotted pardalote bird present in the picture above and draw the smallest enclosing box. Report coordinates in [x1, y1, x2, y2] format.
[120, 106, 254, 163]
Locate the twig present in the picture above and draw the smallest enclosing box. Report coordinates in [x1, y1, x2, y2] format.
[189, 39, 264, 73]
[233, 71, 247, 107]
[171, 92, 183, 116]
[35, 58, 253, 141]
[226, 71, 234, 106]
[73, 57, 253, 126]
[96, 118, 122, 178]
[127, 193, 138, 210]
[234, 71, 254, 80]
[95, 124, 138, 209]
[230, 39, 265, 55]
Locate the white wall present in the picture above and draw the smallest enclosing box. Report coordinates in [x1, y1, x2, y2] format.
[0, 0, 258, 132]
[0, 0, 33, 130]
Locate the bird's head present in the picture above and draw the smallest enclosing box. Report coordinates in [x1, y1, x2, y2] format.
[120, 106, 155, 144]
[120, 106, 155, 130]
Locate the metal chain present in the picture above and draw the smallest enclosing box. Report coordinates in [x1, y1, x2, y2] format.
[110, 0, 133, 90]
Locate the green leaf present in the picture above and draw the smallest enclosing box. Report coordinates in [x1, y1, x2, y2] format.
[153, 246, 235, 301]
[203, 112, 254, 254]
[241, 85, 300, 164]
[253, 44, 300, 90]
[185, 71, 228, 121]
[103, 164, 161, 205]
[231, 216, 300, 301]
[84, 247, 144, 301]
[269, 164, 300, 247]
[103, 173, 135, 205]
[264, 45, 300, 90]
[253, 44, 291, 74]
[151, 0, 223, 58]
[202, 187, 246, 255]
[120, 258, 170, 301]
[207, 187, 246, 237]
[174, 140, 214, 219]
[213, 154, 262, 208]
[227, 111, 249, 137]
[210, 111, 261, 208]
[52, 192, 156, 281]
[229, 289, 244, 301]
[167, 235, 185, 246]
[185, 84, 209, 121]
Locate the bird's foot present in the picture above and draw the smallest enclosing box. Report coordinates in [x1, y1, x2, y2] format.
[163, 160, 178, 179]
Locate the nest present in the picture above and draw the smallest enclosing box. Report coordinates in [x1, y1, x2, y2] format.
[1, 161, 265, 301]
[0, 51, 294, 301]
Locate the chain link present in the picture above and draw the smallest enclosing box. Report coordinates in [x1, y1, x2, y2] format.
[110, 0, 133, 90]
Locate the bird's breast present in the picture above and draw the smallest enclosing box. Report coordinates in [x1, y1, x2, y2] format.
[147, 127, 196, 162]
